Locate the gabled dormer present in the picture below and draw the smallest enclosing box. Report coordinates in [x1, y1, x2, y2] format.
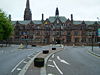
[54, 17, 62, 24]
[81, 21, 86, 24]
[44, 19, 50, 25]
[81, 21, 86, 30]
[16, 21, 20, 24]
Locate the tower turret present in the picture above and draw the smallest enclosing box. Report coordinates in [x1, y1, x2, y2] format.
[55, 7, 59, 16]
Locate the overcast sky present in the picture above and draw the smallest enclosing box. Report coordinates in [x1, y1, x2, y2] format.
[0, 0, 100, 21]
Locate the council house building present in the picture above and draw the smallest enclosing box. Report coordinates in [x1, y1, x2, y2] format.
[11, 0, 100, 46]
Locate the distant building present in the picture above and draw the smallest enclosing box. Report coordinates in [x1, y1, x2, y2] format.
[11, 0, 100, 45]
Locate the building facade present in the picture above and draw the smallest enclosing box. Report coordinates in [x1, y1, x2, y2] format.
[12, 0, 100, 45]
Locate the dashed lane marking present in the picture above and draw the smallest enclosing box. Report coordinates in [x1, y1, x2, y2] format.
[48, 73, 55, 75]
[23, 61, 27, 64]
[27, 56, 31, 59]
[11, 59, 24, 72]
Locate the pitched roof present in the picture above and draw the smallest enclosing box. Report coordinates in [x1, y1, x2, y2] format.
[12, 18, 100, 26]
[48, 16, 67, 23]
[12, 20, 42, 25]
[73, 21, 100, 25]
[33, 20, 42, 24]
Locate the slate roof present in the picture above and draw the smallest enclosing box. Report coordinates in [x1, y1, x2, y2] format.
[12, 20, 42, 25]
[12, 16, 100, 26]
[48, 16, 67, 23]
[73, 21, 100, 25]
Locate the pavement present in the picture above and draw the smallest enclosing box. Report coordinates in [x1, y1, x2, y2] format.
[21, 46, 63, 75]
[88, 47, 100, 57]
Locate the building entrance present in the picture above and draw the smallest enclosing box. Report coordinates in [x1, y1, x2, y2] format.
[55, 39, 61, 44]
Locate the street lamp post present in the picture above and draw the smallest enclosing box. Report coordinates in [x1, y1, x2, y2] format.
[92, 33, 94, 52]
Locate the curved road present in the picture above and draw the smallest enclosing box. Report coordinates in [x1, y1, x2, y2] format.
[47, 46, 100, 75]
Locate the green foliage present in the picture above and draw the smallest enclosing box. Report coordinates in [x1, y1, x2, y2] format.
[0, 9, 13, 40]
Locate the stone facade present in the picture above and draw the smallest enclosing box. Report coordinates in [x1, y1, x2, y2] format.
[11, 0, 100, 45]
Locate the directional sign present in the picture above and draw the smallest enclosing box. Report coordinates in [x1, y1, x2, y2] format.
[98, 28, 100, 37]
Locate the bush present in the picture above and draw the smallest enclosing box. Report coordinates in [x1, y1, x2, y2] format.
[43, 50, 49, 54]
[31, 44, 36, 47]
[52, 48, 56, 50]
[34, 58, 44, 67]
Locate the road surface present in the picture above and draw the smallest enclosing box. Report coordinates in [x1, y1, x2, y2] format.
[0, 45, 43, 75]
[47, 46, 100, 75]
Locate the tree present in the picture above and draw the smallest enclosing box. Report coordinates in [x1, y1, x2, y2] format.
[0, 9, 13, 44]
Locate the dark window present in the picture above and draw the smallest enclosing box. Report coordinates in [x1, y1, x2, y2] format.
[75, 38, 79, 43]
[74, 31, 79, 36]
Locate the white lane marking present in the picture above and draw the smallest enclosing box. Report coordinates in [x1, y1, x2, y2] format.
[27, 56, 31, 59]
[11, 59, 24, 72]
[48, 74, 55, 75]
[23, 61, 27, 64]
[57, 56, 70, 65]
[17, 68, 22, 71]
[53, 61, 63, 75]
[48, 65, 55, 68]
[52, 54, 55, 58]
[48, 59, 53, 62]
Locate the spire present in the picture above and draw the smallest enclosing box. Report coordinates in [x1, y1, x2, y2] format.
[24, 0, 32, 20]
[26, 0, 30, 9]
[55, 7, 59, 16]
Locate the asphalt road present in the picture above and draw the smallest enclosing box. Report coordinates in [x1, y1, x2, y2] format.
[0, 45, 43, 75]
[47, 46, 100, 75]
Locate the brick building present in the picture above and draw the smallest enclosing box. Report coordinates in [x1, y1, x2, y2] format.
[12, 0, 100, 45]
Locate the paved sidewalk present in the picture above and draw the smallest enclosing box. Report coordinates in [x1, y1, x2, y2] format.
[24, 47, 63, 75]
[93, 47, 100, 55]
[88, 47, 100, 57]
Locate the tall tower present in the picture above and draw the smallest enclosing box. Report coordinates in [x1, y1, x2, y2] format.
[24, 0, 32, 20]
[55, 7, 59, 16]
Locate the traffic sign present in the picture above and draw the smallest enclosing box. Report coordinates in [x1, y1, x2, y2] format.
[98, 28, 100, 37]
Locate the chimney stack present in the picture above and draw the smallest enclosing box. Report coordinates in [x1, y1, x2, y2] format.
[9, 14, 11, 21]
[71, 14, 73, 23]
[42, 13, 44, 22]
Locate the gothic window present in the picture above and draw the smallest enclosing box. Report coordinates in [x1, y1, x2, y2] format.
[74, 31, 79, 36]
[20, 26, 24, 30]
[75, 38, 79, 43]
[66, 37, 71, 42]
[57, 19, 59, 23]
[67, 32, 71, 36]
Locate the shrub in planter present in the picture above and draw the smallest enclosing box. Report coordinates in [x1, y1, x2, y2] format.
[31, 44, 36, 47]
[34, 58, 44, 67]
[43, 50, 49, 54]
[52, 48, 56, 50]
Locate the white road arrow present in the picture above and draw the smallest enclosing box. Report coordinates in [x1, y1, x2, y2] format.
[48, 65, 55, 68]
[17, 68, 22, 71]
[57, 56, 70, 65]
[52, 54, 55, 58]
